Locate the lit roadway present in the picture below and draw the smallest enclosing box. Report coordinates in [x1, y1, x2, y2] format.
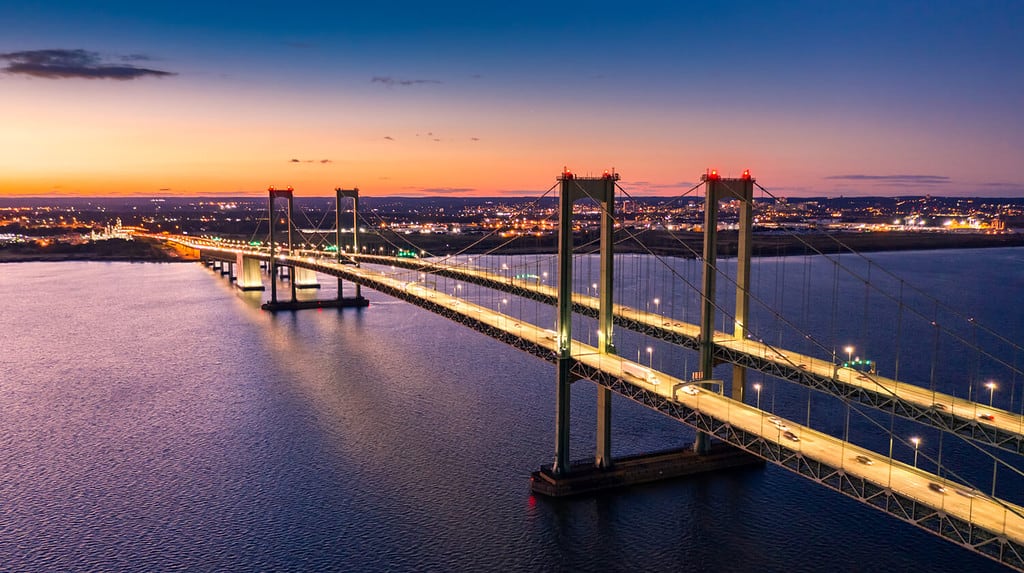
[165, 238, 1024, 556]
[164, 238, 1024, 451]
[351, 251, 1024, 447]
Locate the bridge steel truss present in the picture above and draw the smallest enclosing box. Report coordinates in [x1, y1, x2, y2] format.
[573, 363, 1024, 573]
[195, 243, 1024, 455]
[188, 244, 1024, 571]
[721, 347, 1024, 455]
[351, 253, 1024, 456]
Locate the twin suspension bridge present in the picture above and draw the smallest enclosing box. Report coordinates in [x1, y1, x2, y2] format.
[145, 169, 1024, 570]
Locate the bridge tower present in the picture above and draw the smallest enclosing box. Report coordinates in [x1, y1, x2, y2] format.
[267, 186, 296, 306]
[695, 169, 755, 453]
[552, 168, 619, 475]
[335, 188, 362, 301]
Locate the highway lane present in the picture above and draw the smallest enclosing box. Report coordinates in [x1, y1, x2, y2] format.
[328, 254, 1024, 548]
[168, 239, 1024, 445]
[346, 250, 1024, 439]
[174, 240, 1024, 548]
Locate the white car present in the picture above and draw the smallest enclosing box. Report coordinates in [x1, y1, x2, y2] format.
[681, 385, 700, 396]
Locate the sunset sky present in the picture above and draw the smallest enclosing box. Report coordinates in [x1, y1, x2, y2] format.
[1, 1, 1022, 198]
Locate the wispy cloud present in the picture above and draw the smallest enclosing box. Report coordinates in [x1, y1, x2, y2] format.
[0, 49, 175, 80]
[289, 158, 332, 164]
[383, 136, 394, 141]
[371, 76, 441, 87]
[418, 187, 475, 194]
[825, 174, 950, 185]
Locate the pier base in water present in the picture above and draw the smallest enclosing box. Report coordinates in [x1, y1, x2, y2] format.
[530, 443, 763, 497]
[261, 297, 369, 312]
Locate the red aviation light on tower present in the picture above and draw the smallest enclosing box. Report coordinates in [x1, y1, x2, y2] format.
[268, 185, 276, 192]
[741, 169, 751, 180]
[707, 169, 720, 181]
[561, 166, 574, 180]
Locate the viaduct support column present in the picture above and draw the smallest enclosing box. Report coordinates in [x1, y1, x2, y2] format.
[695, 170, 755, 454]
[551, 169, 619, 475]
[268, 186, 295, 305]
[731, 173, 755, 404]
[595, 174, 617, 470]
[552, 172, 575, 476]
[336, 188, 361, 300]
[696, 172, 721, 455]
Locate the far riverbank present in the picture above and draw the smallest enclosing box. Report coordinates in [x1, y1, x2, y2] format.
[3, 231, 1022, 263]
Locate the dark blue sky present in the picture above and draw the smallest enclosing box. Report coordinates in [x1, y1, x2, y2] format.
[2, 1, 1022, 196]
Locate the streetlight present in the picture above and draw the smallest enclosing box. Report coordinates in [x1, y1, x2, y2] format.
[646, 346, 653, 368]
[985, 381, 997, 407]
[653, 297, 660, 316]
[753, 383, 762, 410]
[844, 345, 854, 364]
[911, 437, 921, 468]
[500, 298, 508, 326]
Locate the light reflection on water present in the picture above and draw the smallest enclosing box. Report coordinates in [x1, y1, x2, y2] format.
[0, 256, 1014, 572]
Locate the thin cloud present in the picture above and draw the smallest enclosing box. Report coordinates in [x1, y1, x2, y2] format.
[470, 137, 480, 141]
[624, 180, 696, 191]
[384, 136, 394, 141]
[371, 76, 441, 87]
[825, 174, 950, 185]
[0, 49, 175, 80]
[420, 187, 475, 194]
[288, 158, 332, 164]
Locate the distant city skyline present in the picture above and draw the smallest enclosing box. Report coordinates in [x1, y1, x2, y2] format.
[1, 1, 1022, 198]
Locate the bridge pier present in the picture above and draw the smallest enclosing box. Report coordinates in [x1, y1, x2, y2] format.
[531, 443, 764, 497]
[695, 170, 755, 454]
[293, 266, 320, 289]
[261, 185, 368, 311]
[533, 168, 761, 496]
[235, 254, 265, 291]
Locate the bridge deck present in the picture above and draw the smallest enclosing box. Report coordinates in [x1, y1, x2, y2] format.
[176, 240, 1024, 565]
[352, 252, 1024, 452]
[180, 241, 1024, 453]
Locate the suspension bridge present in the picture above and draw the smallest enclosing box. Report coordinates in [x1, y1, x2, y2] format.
[144, 170, 1024, 570]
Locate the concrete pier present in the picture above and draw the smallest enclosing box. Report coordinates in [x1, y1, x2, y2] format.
[529, 443, 763, 497]
[261, 296, 368, 311]
[293, 266, 321, 289]
[235, 255, 265, 291]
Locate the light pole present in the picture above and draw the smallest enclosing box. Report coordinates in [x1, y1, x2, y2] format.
[653, 297, 660, 317]
[646, 346, 653, 368]
[844, 345, 854, 365]
[753, 383, 762, 410]
[911, 437, 921, 468]
[985, 381, 997, 407]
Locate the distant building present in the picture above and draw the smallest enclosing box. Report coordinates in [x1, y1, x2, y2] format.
[89, 218, 132, 241]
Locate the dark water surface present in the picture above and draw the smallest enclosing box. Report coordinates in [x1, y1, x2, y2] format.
[1, 251, 1018, 572]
